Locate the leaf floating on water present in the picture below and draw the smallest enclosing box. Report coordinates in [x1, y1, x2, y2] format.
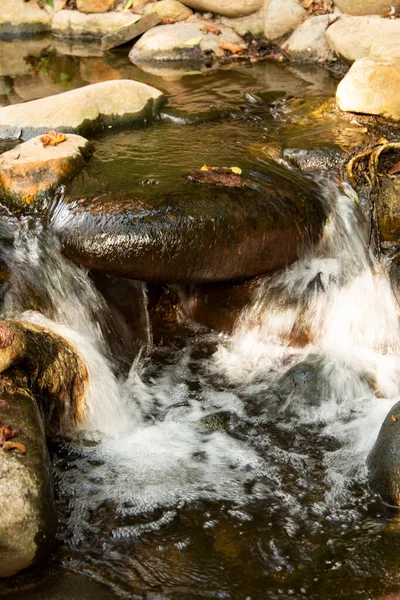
[2, 441, 26, 454]
[40, 130, 67, 148]
[184, 37, 202, 47]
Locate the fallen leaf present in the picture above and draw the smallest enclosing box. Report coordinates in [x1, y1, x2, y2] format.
[200, 25, 221, 35]
[39, 130, 67, 148]
[230, 166, 242, 175]
[184, 37, 202, 47]
[392, 414, 398, 421]
[0, 423, 21, 445]
[187, 168, 245, 187]
[388, 161, 400, 175]
[2, 441, 26, 454]
[220, 43, 246, 53]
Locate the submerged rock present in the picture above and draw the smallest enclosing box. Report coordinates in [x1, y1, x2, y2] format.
[49, 163, 328, 283]
[368, 401, 400, 506]
[0, 134, 92, 210]
[336, 57, 400, 120]
[0, 388, 56, 577]
[0, 80, 164, 140]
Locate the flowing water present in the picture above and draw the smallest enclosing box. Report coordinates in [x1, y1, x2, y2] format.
[2, 44, 400, 599]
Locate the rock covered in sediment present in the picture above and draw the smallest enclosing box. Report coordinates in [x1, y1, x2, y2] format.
[0, 388, 56, 577]
[368, 400, 400, 506]
[129, 21, 244, 65]
[326, 16, 400, 62]
[144, 0, 193, 21]
[49, 163, 328, 283]
[336, 57, 400, 120]
[179, 0, 263, 17]
[0, 80, 164, 140]
[282, 14, 337, 62]
[0, 0, 52, 37]
[219, 10, 265, 36]
[333, 0, 400, 15]
[76, 0, 117, 12]
[263, 0, 306, 40]
[52, 9, 141, 38]
[0, 134, 92, 209]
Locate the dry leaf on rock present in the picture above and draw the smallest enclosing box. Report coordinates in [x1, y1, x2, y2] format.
[2, 441, 26, 454]
[201, 25, 221, 35]
[220, 43, 246, 54]
[39, 130, 67, 148]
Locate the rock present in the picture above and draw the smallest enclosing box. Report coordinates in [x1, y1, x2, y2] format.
[368, 401, 400, 505]
[0, 0, 52, 37]
[0, 77, 12, 97]
[129, 21, 244, 65]
[179, 0, 263, 17]
[48, 163, 328, 283]
[326, 16, 400, 62]
[219, 10, 265, 36]
[336, 57, 400, 120]
[12, 74, 65, 103]
[283, 147, 345, 176]
[144, 0, 193, 21]
[282, 14, 337, 62]
[0, 80, 164, 140]
[77, 0, 117, 12]
[101, 13, 161, 51]
[263, 0, 306, 40]
[0, 39, 52, 78]
[375, 176, 400, 242]
[0, 388, 56, 577]
[79, 57, 121, 83]
[52, 9, 141, 38]
[0, 134, 91, 209]
[333, 0, 400, 15]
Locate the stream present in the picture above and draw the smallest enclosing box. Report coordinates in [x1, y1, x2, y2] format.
[1, 42, 400, 600]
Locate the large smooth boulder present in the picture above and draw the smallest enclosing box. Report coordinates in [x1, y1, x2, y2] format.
[333, 0, 400, 15]
[144, 0, 193, 21]
[49, 164, 328, 283]
[0, 0, 52, 37]
[0, 80, 164, 140]
[326, 16, 400, 62]
[336, 57, 400, 120]
[282, 14, 336, 62]
[368, 401, 400, 506]
[52, 9, 140, 38]
[0, 388, 56, 577]
[129, 21, 244, 64]
[179, 0, 263, 17]
[0, 134, 91, 209]
[263, 0, 306, 40]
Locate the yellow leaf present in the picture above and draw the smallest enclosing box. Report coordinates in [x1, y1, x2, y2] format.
[184, 37, 202, 46]
[201, 164, 210, 171]
[230, 166, 242, 175]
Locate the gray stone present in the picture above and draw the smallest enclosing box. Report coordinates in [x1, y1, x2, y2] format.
[0, 389, 56, 577]
[326, 15, 400, 62]
[52, 9, 141, 38]
[0, 0, 52, 37]
[179, 0, 263, 17]
[282, 14, 337, 62]
[101, 13, 161, 51]
[264, 0, 306, 40]
[0, 80, 164, 140]
[219, 9, 265, 36]
[336, 57, 400, 120]
[333, 0, 400, 15]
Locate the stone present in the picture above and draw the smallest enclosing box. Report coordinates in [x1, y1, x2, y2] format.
[0, 77, 12, 97]
[77, 0, 116, 13]
[101, 13, 161, 51]
[0, 134, 91, 209]
[336, 57, 400, 120]
[52, 9, 141, 38]
[48, 163, 327, 283]
[129, 21, 244, 64]
[219, 10, 265, 36]
[0, 39, 51, 78]
[0, 388, 56, 577]
[0, 0, 52, 37]
[264, 0, 306, 40]
[368, 400, 400, 506]
[0, 80, 164, 140]
[333, 0, 400, 15]
[282, 14, 337, 62]
[144, 0, 193, 21]
[12, 74, 65, 103]
[79, 57, 121, 83]
[179, 0, 263, 17]
[326, 16, 400, 62]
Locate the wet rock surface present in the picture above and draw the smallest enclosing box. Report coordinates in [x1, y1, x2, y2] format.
[0, 134, 92, 209]
[0, 80, 164, 140]
[0, 388, 56, 577]
[49, 164, 328, 283]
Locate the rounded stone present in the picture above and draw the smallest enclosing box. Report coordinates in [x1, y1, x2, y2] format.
[49, 165, 328, 283]
[180, 0, 263, 17]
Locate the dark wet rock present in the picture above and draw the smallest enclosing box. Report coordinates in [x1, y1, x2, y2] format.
[283, 147, 345, 176]
[0, 80, 164, 141]
[368, 401, 400, 505]
[49, 163, 328, 284]
[0, 388, 56, 577]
